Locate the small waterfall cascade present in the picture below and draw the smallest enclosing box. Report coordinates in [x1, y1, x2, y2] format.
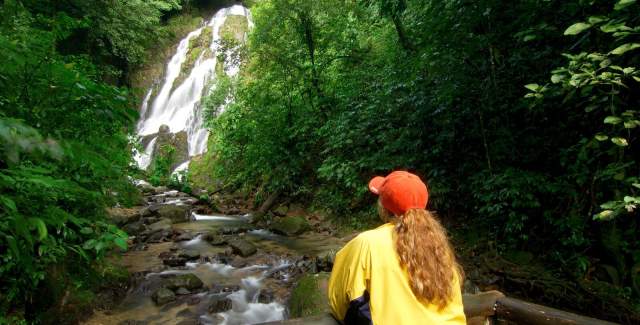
[134, 5, 251, 170]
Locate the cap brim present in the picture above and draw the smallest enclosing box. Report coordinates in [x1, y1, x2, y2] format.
[368, 176, 385, 195]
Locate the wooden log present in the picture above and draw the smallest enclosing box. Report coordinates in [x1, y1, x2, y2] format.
[463, 290, 505, 318]
[494, 296, 619, 325]
[258, 190, 281, 215]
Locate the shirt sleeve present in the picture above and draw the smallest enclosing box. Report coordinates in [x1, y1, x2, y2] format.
[327, 234, 371, 321]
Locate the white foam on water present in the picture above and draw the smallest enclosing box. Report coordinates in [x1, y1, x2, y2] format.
[133, 136, 157, 170]
[191, 212, 238, 221]
[217, 274, 285, 325]
[206, 263, 236, 276]
[184, 234, 204, 246]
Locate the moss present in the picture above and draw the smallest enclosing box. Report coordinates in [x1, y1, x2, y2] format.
[270, 216, 311, 236]
[188, 150, 219, 193]
[220, 15, 249, 42]
[288, 273, 330, 318]
[172, 26, 214, 92]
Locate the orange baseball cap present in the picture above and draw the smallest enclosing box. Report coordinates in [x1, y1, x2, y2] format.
[368, 171, 429, 215]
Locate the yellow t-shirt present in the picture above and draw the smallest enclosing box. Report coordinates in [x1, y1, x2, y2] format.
[328, 223, 466, 325]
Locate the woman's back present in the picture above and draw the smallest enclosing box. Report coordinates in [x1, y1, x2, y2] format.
[328, 223, 466, 324]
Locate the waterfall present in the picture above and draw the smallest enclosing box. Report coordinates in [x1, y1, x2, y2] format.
[135, 5, 251, 169]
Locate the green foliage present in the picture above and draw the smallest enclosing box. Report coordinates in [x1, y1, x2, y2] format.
[203, 0, 639, 317]
[149, 144, 177, 186]
[526, 0, 640, 300]
[0, 0, 177, 319]
[169, 169, 192, 194]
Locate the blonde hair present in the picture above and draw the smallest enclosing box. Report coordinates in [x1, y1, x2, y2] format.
[379, 202, 464, 309]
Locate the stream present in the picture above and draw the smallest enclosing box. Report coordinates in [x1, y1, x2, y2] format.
[86, 185, 343, 325]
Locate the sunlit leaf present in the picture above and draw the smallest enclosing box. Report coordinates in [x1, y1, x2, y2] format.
[594, 133, 608, 141]
[614, 0, 636, 10]
[603, 116, 622, 124]
[609, 43, 640, 55]
[594, 209, 615, 220]
[611, 137, 629, 146]
[564, 22, 591, 35]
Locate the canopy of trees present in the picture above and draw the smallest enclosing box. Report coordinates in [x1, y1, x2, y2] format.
[204, 0, 639, 320]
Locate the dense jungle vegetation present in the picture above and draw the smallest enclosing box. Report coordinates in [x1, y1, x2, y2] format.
[0, 0, 234, 322]
[0, 0, 638, 323]
[202, 0, 639, 321]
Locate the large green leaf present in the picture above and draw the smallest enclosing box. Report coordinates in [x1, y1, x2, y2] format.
[614, 0, 636, 10]
[29, 218, 48, 241]
[564, 22, 591, 35]
[609, 43, 640, 55]
[604, 116, 622, 124]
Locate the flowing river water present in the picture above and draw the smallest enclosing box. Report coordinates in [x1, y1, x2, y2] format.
[86, 186, 344, 325]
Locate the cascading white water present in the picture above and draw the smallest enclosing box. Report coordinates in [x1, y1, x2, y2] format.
[133, 136, 157, 170]
[135, 5, 252, 169]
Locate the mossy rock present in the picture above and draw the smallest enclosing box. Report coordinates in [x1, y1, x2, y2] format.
[163, 273, 204, 291]
[155, 204, 191, 223]
[152, 287, 176, 306]
[220, 15, 249, 42]
[269, 216, 311, 236]
[188, 152, 221, 193]
[172, 26, 214, 92]
[288, 273, 331, 318]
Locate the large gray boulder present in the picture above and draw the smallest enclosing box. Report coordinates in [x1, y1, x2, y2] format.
[106, 207, 142, 226]
[152, 287, 176, 306]
[269, 216, 311, 236]
[147, 218, 172, 233]
[163, 274, 204, 291]
[155, 204, 191, 223]
[228, 239, 257, 257]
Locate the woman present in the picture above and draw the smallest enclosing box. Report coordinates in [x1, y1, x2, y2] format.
[328, 171, 466, 324]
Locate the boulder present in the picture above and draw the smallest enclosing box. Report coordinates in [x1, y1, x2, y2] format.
[154, 186, 169, 194]
[315, 251, 336, 272]
[178, 250, 201, 261]
[175, 287, 191, 295]
[123, 220, 145, 235]
[258, 289, 274, 304]
[287, 273, 331, 318]
[273, 205, 289, 216]
[228, 239, 257, 257]
[153, 126, 189, 171]
[269, 216, 310, 236]
[204, 232, 227, 246]
[136, 181, 156, 194]
[152, 288, 176, 306]
[148, 230, 172, 243]
[163, 274, 204, 291]
[147, 218, 172, 233]
[107, 207, 142, 226]
[155, 205, 191, 223]
[218, 226, 251, 235]
[208, 297, 233, 313]
[162, 255, 187, 267]
[175, 232, 195, 242]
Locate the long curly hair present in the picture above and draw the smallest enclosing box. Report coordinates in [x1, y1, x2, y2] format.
[379, 202, 464, 309]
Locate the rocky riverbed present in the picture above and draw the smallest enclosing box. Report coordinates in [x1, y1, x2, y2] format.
[85, 182, 344, 325]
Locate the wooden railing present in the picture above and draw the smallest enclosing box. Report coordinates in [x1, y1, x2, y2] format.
[260, 291, 619, 325]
